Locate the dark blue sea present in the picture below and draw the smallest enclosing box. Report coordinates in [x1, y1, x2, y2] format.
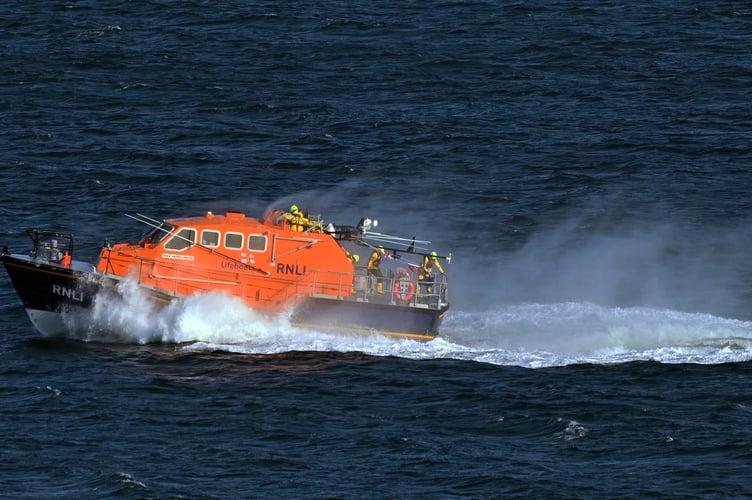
[3, 1, 752, 497]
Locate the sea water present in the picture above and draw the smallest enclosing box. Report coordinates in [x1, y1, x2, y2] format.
[2, 1, 752, 497]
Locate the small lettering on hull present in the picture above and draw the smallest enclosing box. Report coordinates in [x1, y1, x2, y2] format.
[221, 261, 255, 271]
[52, 284, 84, 302]
[162, 253, 194, 260]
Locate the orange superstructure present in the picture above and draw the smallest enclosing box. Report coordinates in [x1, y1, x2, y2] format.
[95, 210, 355, 312]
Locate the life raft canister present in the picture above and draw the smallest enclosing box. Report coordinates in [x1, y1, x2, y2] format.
[392, 268, 415, 303]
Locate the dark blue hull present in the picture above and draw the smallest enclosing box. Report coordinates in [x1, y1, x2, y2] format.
[2, 254, 97, 313]
[291, 295, 446, 340]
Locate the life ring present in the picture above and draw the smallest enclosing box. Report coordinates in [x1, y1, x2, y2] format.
[392, 268, 415, 303]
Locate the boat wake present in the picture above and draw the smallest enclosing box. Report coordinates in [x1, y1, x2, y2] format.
[438, 303, 752, 367]
[61, 280, 752, 367]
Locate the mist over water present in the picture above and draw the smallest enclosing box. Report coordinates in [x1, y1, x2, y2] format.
[450, 198, 752, 318]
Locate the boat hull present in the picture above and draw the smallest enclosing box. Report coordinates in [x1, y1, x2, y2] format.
[291, 295, 444, 341]
[2, 254, 444, 341]
[1, 254, 99, 336]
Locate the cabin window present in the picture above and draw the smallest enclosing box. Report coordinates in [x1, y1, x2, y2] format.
[224, 232, 243, 250]
[248, 234, 267, 252]
[141, 223, 174, 246]
[201, 230, 220, 248]
[164, 228, 196, 251]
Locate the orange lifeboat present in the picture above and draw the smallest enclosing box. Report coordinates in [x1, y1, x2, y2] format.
[2, 209, 450, 341]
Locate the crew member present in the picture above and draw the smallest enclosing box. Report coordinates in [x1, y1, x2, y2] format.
[368, 246, 386, 294]
[345, 250, 360, 264]
[285, 204, 309, 232]
[419, 250, 445, 295]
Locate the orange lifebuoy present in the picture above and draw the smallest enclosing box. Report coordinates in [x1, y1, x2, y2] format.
[393, 268, 415, 302]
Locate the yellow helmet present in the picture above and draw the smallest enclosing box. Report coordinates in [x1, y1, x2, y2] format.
[378, 245, 385, 254]
[430, 251, 438, 257]
[291, 204, 298, 213]
[353, 254, 360, 263]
